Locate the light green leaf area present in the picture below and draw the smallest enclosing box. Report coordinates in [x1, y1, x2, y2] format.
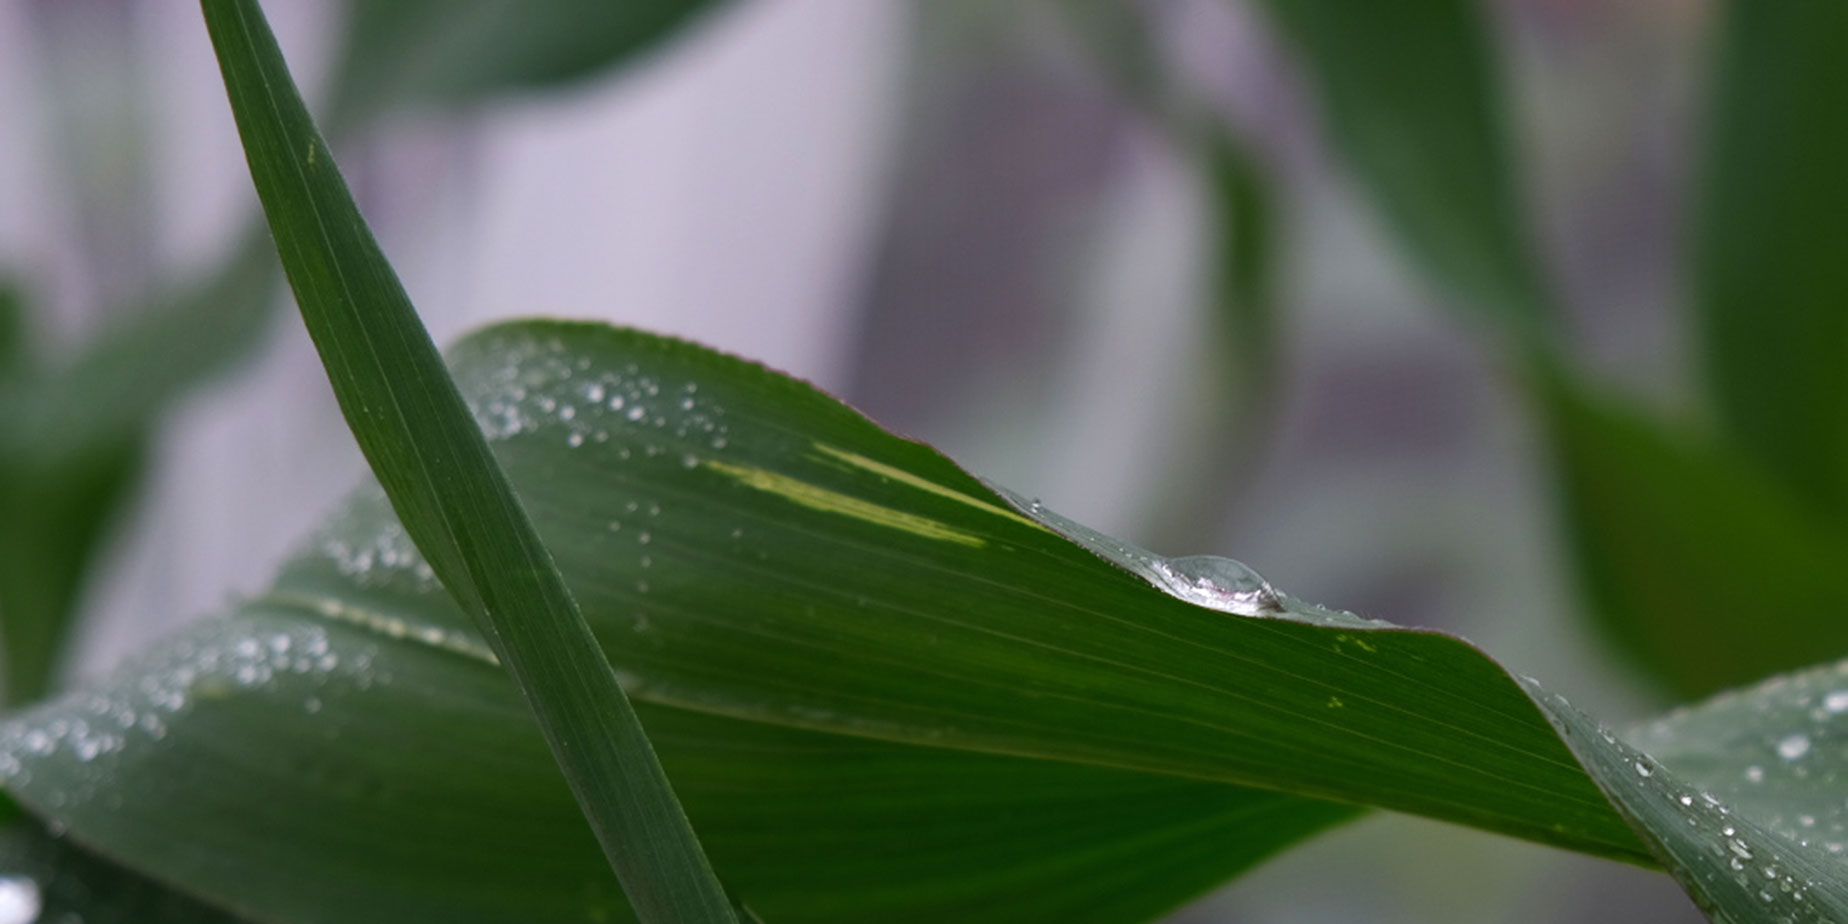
[1, 322, 1844, 921]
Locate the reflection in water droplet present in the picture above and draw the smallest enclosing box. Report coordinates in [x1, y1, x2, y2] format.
[1149, 556, 1282, 617]
[0, 876, 40, 924]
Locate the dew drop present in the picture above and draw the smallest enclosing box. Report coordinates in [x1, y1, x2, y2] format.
[567, 432, 585, 448]
[1778, 734, 1811, 761]
[1148, 556, 1282, 617]
[1825, 690, 1848, 714]
[0, 876, 41, 924]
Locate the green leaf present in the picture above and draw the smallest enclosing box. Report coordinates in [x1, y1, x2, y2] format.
[200, 0, 735, 920]
[1536, 373, 1848, 699]
[0, 235, 278, 710]
[0, 816, 254, 924]
[0, 436, 144, 705]
[326, 0, 733, 128]
[0, 281, 21, 377]
[1634, 658, 1848, 869]
[1692, 0, 1848, 518]
[1253, 0, 1550, 333]
[6, 320, 1848, 919]
[0, 231, 279, 465]
[0, 539, 1354, 921]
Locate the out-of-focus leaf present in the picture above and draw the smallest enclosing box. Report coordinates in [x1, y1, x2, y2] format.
[0, 437, 144, 706]
[1049, 2, 1284, 546]
[203, 0, 736, 919]
[1145, 128, 1283, 549]
[0, 816, 252, 923]
[1253, 0, 1551, 333]
[7, 320, 1848, 920]
[1536, 372, 1848, 699]
[327, 0, 733, 128]
[0, 231, 278, 466]
[0, 237, 274, 707]
[0, 283, 20, 377]
[1692, 1, 1848, 518]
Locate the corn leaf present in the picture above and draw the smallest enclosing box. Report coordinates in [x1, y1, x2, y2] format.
[200, 0, 735, 920]
[2, 320, 1845, 920]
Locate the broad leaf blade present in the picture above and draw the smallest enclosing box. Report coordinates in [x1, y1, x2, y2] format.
[5, 320, 1848, 920]
[439, 323, 1641, 862]
[1255, 0, 1550, 332]
[0, 504, 1356, 922]
[1537, 374, 1848, 698]
[1693, 0, 1848, 518]
[200, 1, 733, 920]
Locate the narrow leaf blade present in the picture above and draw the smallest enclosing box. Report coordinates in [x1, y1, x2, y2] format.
[3, 320, 1848, 920]
[198, 1, 734, 920]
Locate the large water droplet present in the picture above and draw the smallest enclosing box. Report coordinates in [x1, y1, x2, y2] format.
[1149, 556, 1283, 617]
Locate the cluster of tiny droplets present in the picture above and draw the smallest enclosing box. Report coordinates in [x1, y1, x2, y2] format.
[0, 617, 381, 811]
[321, 515, 438, 590]
[460, 335, 730, 459]
[1527, 679, 1833, 923]
[1634, 660, 1848, 863]
[457, 333, 736, 630]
